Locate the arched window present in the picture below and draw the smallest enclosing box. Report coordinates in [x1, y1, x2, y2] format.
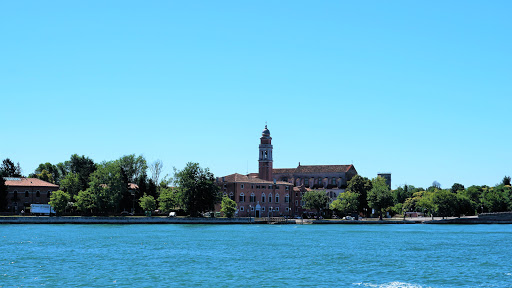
[285, 194, 289, 203]
[25, 191, 29, 197]
[268, 193, 272, 203]
[318, 178, 322, 185]
[262, 206, 265, 211]
[332, 177, 337, 185]
[239, 193, 245, 202]
[240, 206, 244, 211]
[229, 192, 234, 201]
[250, 193, 256, 202]
[261, 193, 266, 203]
[223, 192, 228, 197]
[275, 193, 279, 203]
[36, 191, 40, 197]
[305, 178, 309, 186]
[47, 191, 51, 198]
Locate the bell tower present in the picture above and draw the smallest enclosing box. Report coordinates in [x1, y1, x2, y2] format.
[258, 125, 273, 181]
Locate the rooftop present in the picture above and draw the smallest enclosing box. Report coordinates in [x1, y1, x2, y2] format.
[3, 177, 59, 188]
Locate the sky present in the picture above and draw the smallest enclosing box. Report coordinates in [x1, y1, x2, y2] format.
[1, 1, 511, 189]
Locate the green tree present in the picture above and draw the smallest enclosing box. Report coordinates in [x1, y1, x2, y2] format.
[455, 193, 475, 217]
[416, 191, 435, 218]
[49, 190, 71, 216]
[503, 176, 511, 186]
[174, 162, 220, 217]
[118, 154, 148, 183]
[346, 175, 372, 216]
[75, 190, 96, 215]
[158, 187, 177, 212]
[1, 158, 22, 177]
[392, 184, 413, 205]
[0, 176, 8, 211]
[330, 191, 359, 216]
[86, 161, 127, 214]
[30, 162, 63, 184]
[60, 172, 81, 199]
[451, 183, 465, 194]
[367, 177, 393, 220]
[302, 190, 329, 218]
[69, 154, 97, 192]
[432, 190, 458, 218]
[33, 169, 54, 184]
[482, 185, 510, 212]
[139, 194, 156, 213]
[221, 196, 237, 218]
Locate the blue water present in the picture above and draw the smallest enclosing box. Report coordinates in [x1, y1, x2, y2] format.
[1, 224, 511, 287]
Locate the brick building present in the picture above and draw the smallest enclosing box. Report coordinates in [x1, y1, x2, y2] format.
[4, 177, 59, 214]
[217, 125, 358, 217]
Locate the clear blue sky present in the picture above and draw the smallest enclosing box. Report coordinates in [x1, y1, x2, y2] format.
[1, 1, 511, 189]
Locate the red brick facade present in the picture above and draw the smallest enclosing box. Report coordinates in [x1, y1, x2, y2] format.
[4, 178, 59, 214]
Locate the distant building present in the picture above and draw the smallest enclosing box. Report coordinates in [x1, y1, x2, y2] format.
[217, 125, 358, 217]
[377, 173, 392, 188]
[3, 177, 59, 214]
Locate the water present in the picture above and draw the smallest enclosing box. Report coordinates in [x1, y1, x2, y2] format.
[1, 224, 511, 287]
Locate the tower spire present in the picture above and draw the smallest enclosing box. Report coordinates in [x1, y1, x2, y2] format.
[258, 125, 273, 181]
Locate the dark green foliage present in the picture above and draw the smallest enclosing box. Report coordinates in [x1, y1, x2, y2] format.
[69, 154, 97, 192]
[503, 176, 511, 186]
[174, 162, 220, 217]
[432, 190, 457, 218]
[302, 190, 329, 218]
[367, 177, 393, 220]
[0, 177, 8, 211]
[49, 190, 71, 216]
[346, 175, 372, 216]
[1, 158, 22, 177]
[330, 191, 359, 216]
[451, 183, 465, 194]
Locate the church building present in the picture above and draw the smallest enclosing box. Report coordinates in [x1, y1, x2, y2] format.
[217, 125, 358, 218]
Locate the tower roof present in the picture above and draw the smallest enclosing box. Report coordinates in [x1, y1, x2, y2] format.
[261, 125, 270, 137]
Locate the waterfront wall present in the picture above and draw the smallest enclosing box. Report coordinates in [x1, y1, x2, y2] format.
[0, 216, 254, 224]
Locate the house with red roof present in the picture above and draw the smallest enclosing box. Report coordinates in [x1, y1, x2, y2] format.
[216, 125, 358, 218]
[3, 177, 59, 214]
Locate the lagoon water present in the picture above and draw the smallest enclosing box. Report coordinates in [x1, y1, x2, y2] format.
[1, 224, 511, 287]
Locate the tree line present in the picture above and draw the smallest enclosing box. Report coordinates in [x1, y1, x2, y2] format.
[0, 156, 219, 217]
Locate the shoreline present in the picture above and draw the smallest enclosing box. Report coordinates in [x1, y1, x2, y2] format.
[1, 216, 511, 224]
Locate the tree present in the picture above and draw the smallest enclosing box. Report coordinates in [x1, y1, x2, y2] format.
[149, 159, 164, 186]
[158, 187, 177, 212]
[416, 191, 435, 219]
[69, 154, 97, 192]
[451, 183, 465, 194]
[118, 154, 147, 183]
[85, 161, 127, 214]
[49, 190, 71, 216]
[455, 193, 475, 217]
[503, 176, 511, 186]
[75, 190, 96, 215]
[33, 169, 54, 183]
[330, 191, 359, 216]
[302, 190, 329, 218]
[346, 175, 372, 216]
[31, 162, 62, 184]
[1, 158, 22, 177]
[139, 194, 156, 212]
[0, 177, 8, 211]
[221, 196, 237, 218]
[60, 173, 81, 199]
[174, 162, 220, 217]
[367, 177, 393, 220]
[432, 190, 458, 218]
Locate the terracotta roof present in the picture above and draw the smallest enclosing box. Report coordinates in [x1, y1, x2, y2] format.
[272, 168, 296, 174]
[4, 177, 59, 188]
[294, 164, 354, 174]
[220, 173, 290, 185]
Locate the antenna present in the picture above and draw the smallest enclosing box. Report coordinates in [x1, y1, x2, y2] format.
[246, 160, 248, 175]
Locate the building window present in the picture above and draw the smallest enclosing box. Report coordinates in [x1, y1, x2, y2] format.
[241, 184, 244, 189]
[268, 185, 272, 189]
[286, 207, 289, 212]
[240, 206, 244, 211]
[285, 194, 289, 203]
[25, 191, 29, 197]
[262, 207, 265, 211]
[261, 193, 266, 203]
[301, 200, 305, 206]
[276, 207, 279, 211]
[229, 192, 234, 201]
[250, 193, 256, 202]
[251, 185, 254, 189]
[13, 191, 18, 200]
[282, 177, 288, 182]
[275, 194, 279, 203]
[36, 191, 40, 197]
[269, 193, 272, 203]
[250, 206, 254, 211]
[275, 185, 280, 189]
[305, 179, 309, 186]
[295, 200, 298, 205]
[286, 186, 289, 190]
[318, 178, 322, 185]
[47, 191, 51, 198]
[239, 193, 245, 202]
[262, 186, 265, 189]
[332, 178, 336, 185]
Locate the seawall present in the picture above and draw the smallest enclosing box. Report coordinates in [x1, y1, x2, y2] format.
[0, 216, 254, 224]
